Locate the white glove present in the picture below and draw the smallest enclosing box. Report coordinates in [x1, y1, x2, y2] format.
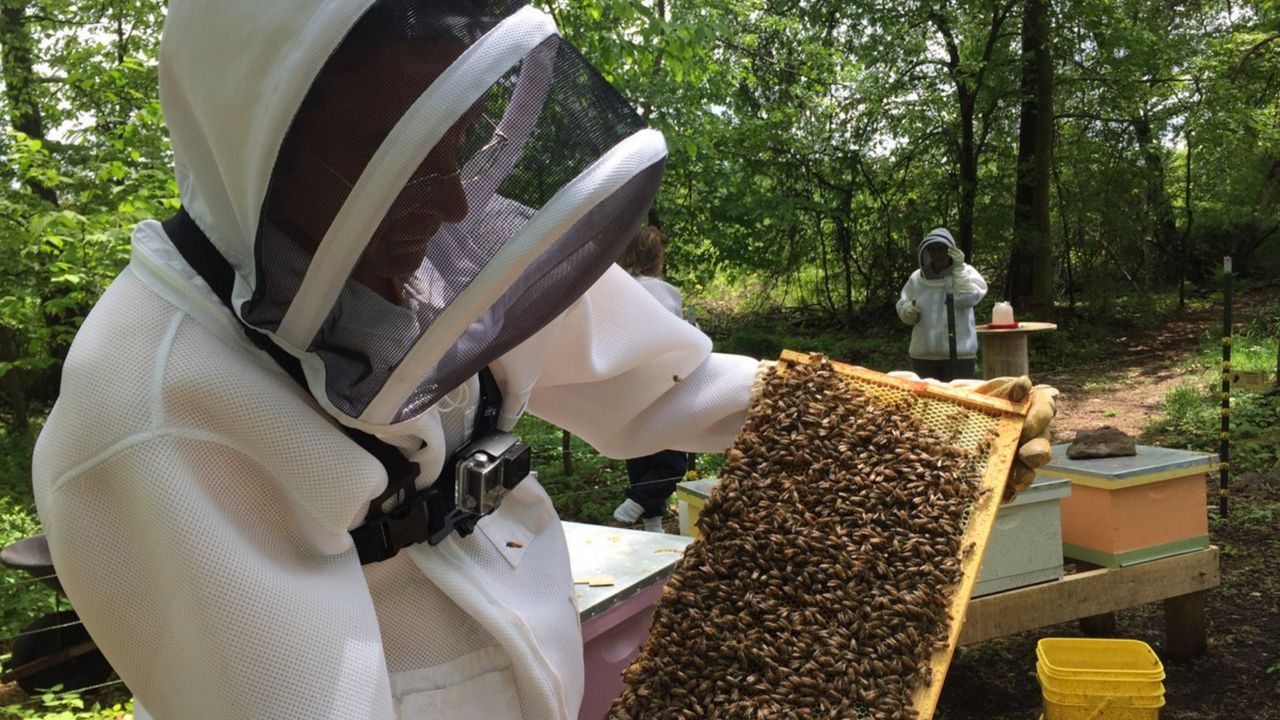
[888, 374, 1059, 501]
[750, 359, 779, 403]
[952, 377, 1059, 500]
[947, 247, 976, 295]
[901, 301, 921, 325]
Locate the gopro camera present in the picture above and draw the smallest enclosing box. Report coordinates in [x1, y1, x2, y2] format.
[454, 432, 531, 518]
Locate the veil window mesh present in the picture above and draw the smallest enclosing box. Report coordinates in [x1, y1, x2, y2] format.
[244, 0, 662, 423]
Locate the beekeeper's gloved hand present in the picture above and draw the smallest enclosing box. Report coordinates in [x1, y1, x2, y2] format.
[901, 301, 921, 325]
[888, 372, 1059, 501]
[751, 359, 779, 403]
[966, 376, 1058, 500]
[947, 246, 977, 296]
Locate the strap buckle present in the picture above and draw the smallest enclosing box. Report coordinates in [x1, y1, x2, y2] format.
[351, 433, 531, 564]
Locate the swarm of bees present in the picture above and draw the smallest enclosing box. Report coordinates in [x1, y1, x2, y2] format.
[611, 358, 992, 720]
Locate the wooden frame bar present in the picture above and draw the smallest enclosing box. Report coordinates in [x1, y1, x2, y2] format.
[959, 547, 1220, 658]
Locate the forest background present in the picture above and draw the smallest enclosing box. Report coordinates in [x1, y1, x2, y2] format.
[1, 0, 1279, 427]
[0, 0, 1278, 716]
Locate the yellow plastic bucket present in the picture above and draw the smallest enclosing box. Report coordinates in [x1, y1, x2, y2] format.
[1036, 639, 1166, 720]
[1037, 663, 1164, 704]
[1041, 693, 1164, 720]
[1037, 638, 1165, 680]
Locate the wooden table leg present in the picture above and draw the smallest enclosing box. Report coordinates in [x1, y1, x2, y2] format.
[980, 333, 1030, 379]
[1079, 612, 1117, 636]
[1165, 590, 1208, 659]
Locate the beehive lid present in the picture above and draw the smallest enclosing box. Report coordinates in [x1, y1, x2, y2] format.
[564, 521, 693, 622]
[779, 352, 1029, 718]
[674, 477, 720, 502]
[1002, 473, 1070, 509]
[1041, 444, 1219, 489]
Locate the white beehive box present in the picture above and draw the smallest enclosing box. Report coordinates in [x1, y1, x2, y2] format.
[972, 474, 1071, 597]
[674, 477, 718, 537]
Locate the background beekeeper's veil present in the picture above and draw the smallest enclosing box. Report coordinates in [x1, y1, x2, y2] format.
[161, 0, 666, 430]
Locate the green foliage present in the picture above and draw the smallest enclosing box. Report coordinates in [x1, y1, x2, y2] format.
[515, 413, 631, 524]
[1145, 324, 1280, 473]
[0, 0, 1275, 431]
[0, 2, 175, 430]
[1231, 501, 1280, 530]
[2, 689, 132, 720]
[0, 425, 59, 631]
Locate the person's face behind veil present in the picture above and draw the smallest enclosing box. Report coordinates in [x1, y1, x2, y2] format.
[266, 37, 475, 304]
[925, 243, 952, 276]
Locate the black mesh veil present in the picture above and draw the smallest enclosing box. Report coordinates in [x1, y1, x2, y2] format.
[243, 0, 665, 425]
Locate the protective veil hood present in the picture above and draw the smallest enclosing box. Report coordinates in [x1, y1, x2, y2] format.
[160, 0, 667, 432]
[917, 227, 956, 276]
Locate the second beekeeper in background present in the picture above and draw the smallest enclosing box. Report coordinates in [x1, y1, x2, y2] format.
[612, 225, 692, 533]
[896, 227, 988, 382]
[32, 1, 1058, 718]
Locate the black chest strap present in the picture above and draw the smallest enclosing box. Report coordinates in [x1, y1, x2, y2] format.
[161, 209, 504, 564]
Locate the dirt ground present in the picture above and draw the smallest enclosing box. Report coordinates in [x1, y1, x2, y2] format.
[1042, 295, 1268, 442]
[935, 290, 1280, 720]
[935, 473, 1280, 720]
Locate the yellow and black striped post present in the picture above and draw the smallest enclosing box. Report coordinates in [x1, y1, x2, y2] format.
[1220, 256, 1232, 518]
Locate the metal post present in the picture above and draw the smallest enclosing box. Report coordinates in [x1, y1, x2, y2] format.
[1220, 256, 1231, 518]
[946, 279, 958, 382]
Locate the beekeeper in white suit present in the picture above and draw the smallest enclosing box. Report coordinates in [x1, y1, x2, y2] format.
[32, 1, 1057, 717]
[896, 227, 989, 382]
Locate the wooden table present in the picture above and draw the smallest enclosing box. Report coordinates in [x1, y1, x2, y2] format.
[975, 322, 1057, 378]
[959, 546, 1220, 659]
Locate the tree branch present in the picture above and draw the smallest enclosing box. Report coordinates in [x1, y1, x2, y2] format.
[1231, 32, 1280, 80]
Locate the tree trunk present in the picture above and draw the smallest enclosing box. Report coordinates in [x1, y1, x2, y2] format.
[561, 429, 573, 476]
[958, 89, 977, 261]
[1009, 0, 1054, 319]
[1179, 129, 1193, 310]
[0, 325, 28, 432]
[933, 6, 1014, 263]
[0, 0, 56, 204]
[817, 213, 838, 317]
[836, 191, 856, 324]
[1132, 117, 1179, 258]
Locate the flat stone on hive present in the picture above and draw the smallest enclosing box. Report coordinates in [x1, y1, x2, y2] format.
[1067, 426, 1137, 459]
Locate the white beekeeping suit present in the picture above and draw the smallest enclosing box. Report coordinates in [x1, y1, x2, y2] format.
[894, 227, 988, 361]
[31, 1, 759, 718]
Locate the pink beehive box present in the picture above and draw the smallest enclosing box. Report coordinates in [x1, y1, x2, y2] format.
[1039, 445, 1216, 567]
[563, 521, 691, 720]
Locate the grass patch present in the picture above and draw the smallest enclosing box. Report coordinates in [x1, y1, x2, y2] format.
[1145, 324, 1280, 474]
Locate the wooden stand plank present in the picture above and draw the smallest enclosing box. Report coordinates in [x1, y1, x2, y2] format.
[959, 547, 1220, 646]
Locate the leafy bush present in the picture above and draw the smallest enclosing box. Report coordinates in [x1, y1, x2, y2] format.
[3, 690, 132, 720]
[0, 427, 57, 639]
